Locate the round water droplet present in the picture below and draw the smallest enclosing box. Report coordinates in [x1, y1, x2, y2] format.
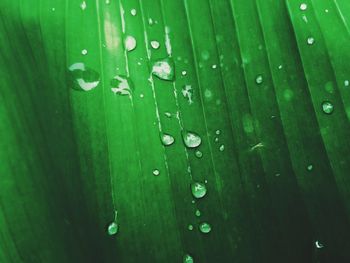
[183, 254, 194, 263]
[307, 37, 315, 45]
[153, 169, 160, 176]
[150, 41, 160, 49]
[307, 164, 313, 171]
[199, 222, 212, 234]
[68, 62, 100, 91]
[215, 130, 221, 135]
[160, 133, 175, 146]
[195, 209, 201, 217]
[191, 182, 207, 199]
[212, 64, 217, 69]
[322, 101, 334, 114]
[195, 150, 203, 158]
[107, 222, 118, 236]
[110, 75, 133, 96]
[182, 131, 201, 148]
[255, 75, 263, 84]
[125, 36, 137, 52]
[151, 57, 175, 81]
[81, 49, 88, 55]
[300, 3, 307, 11]
[130, 9, 137, 16]
[219, 145, 225, 152]
[188, 224, 194, 231]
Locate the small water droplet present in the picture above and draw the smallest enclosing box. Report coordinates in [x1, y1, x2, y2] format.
[214, 137, 219, 143]
[160, 133, 175, 146]
[191, 182, 207, 199]
[81, 49, 88, 55]
[322, 101, 334, 114]
[105, 0, 110, 4]
[344, 80, 349, 87]
[201, 50, 210, 61]
[212, 64, 217, 69]
[183, 254, 194, 263]
[151, 57, 175, 81]
[80, 1, 87, 10]
[278, 65, 283, 70]
[255, 75, 263, 84]
[182, 71, 187, 76]
[130, 9, 137, 16]
[125, 36, 137, 52]
[188, 224, 194, 231]
[164, 112, 172, 118]
[110, 75, 133, 96]
[307, 164, 313, 171]
[68, 62, 100, 91]
[300, 3, 307, 11]
[204, 89, 213, 99]
[182, 85, 194, 104]
[52, 7, 56, 11]
[315, 240, 324, 249]
[199, 222, 212, 234]
[182, 131, 202, 148]
[195, 150, 203, 158]
[148, 18, 154, 25]
[325, 9, 329, 13]
[215, 130, 221, 135]
[195, 209, 201, 217]
[219, 145, 225, 151]
[107, 222, 118, 235]
[150, 40, 160, 49]
[153, 169, 160, 176]
[307, 37, 315, 45]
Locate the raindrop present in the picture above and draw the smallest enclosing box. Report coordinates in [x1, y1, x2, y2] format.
[153, 169, 160, 176]
[110, 75, 133, 96]
[125, 36, 137, 52]
[315, 240, 324, 249]
[219, 145, 225, 152]
[212, 64, 217, 69]
[322, 101, 334, 114]
[160, 133, 175, 146]
[148, 18, 154, 25]
[182, 71, 187, 76]
[164, 112, 172, 118]
[201, 50, 210, 61]
[307, 37, 315, 45]
[199, 222, 212, 234]
[300, 3, 307, 11]
[80, 1, 87, 10]
[183, 254, 194, 263]
[214, 137, 219, 143]
[68, 62, 100, 91]
[107, 211, 118, 236]
[255, 75, 263, 84]
[52, 7, 56, 11]
[215, 130, 221, 135]
[191, 182, 207, 199]
[195, 209, 201, 217]
[81, 49, 88, 55]
[150, 41, 160, 49]
[188, 224, 194, 231]
[130, 9, 137, 16]
[195, 150, 203, 158]
[344, 80, 349, 87]
[151, 57, 175, 81]
[307, 164, 313, 171]
[182, 131, 202, 148]
[106, 0, 110, 4]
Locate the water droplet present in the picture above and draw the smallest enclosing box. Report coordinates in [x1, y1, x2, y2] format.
[219, 145, 225, 152]
[322, 101, 334, 114]
[164, 112, 172, 118]
[344, 80, 349, 87]
[307, 164, 313, 171]
[107, 222, 118, 235]
[212, 64, 217, 69]
[153, 169, 160, 176]
[130, 9, 137, 16]
[68, 63, 100, 91]
[278, 65, 283, 70]
[80, 1, 87, 10]
[199, 222, 212, 234]
[148, 18, 154, 25]
[183, 254, 194, 263]
[110, 75, 133, 96]
[201, 50, 210, 61]
[256, 75, 263, 85]
[182, 71, 187, 76]
[188, 224, 194, 231]
[182, 85, 194, 104]
[182, 131, 202, 148]
[307, 37, 315, 45]
[195, 150, 203, 158]
[125, 36, 137, 52]
[204, 89, 213, 99]
[151, 57, 175, 81]
[195, 209, 201, 217]
[52, 7, 56, 11]
[191, 182, 207, 199]
[81, 49, 88, 55]
[325, 9, 329, 13]
[150, 40, 160, 49]
[300, 3, 307, 11]
[215, 130, 221, 135]
[315, 240, 324, 249]
[105, 0, 110, 4]
[160, 133, 175, 146]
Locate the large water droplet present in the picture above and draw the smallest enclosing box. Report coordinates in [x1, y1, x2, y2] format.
[125, 36, 137, 52]
[110, 75, 133, 96]
[183, 254, 194, 263]
[191, 182, 207, 199]
[68, 62, 100, 91]
[199, 222, 212, 234]
[322, 101, 334, 114]
[160, 133, 175, 146]
[151, 57, 175, 81]
[182, 131, 201, 148]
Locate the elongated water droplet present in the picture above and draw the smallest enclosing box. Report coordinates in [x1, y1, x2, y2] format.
[125, 36, 137, 51]
[195, 150, 203, 158]
[256, 75, 263, 84]
[307, 37, 315, 45]
[151, 57, 175, 81]
[160, 133, 175, 146]
[191, 182, 207, 199]
[110, 75, 133, 96]
[183, 254, 194, 263]
[322, 101, 334, 114]
[68, 63, 100, 91]
[153, 169, 160, 176]
[300, 3, 307, 11]
[183, 131, 201, 148]
[199, 222, 212, 234]
[344, 80, 350, 87]
[107, 222, 118, 236]
[150, 40, 160, 49]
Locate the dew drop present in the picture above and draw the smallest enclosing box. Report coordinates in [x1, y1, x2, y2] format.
[199, 222, 212, 234]
[307, 164, 313, 171]
[212, 64, 217, 69]
[182, 131, 202, 148]
[148, 18, 154, 25]
[182, 71, 187, 76]
[182, 85, 194, 104]
[255, 75, 263, 85]
[160, 133, 175, 146]
[344, 80, 349, 87]
[322, 101, 334, 114]
[315, 240, 324, 249]
[300, 3, 307, 11]
[68, 62, 100, 91]
[183, 254, 194, 263]
[150, 40, 160, 49]
[105, 0, 110, 4]
[125, 36, 137, 52]
[151, 57, 175, 81]
[107, 222, 118, 236]
[130, 9, 137, 16]
[153, 169, 160, 176]
[188, 224, 194, 231]
[195, 150, 203, 158]
[219, 144, 225, 152]
[191, 182, 207, 199]
[201, 50, 210, 61]
[165, 112, 172, 118]
[195, 209, 201, 217]
[307, 37, 315, 45]
[110, 75, 133, 96]
[80, 1, 87, 10]
[215, 130, 221, 135]
[81, 49, 88, 55]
